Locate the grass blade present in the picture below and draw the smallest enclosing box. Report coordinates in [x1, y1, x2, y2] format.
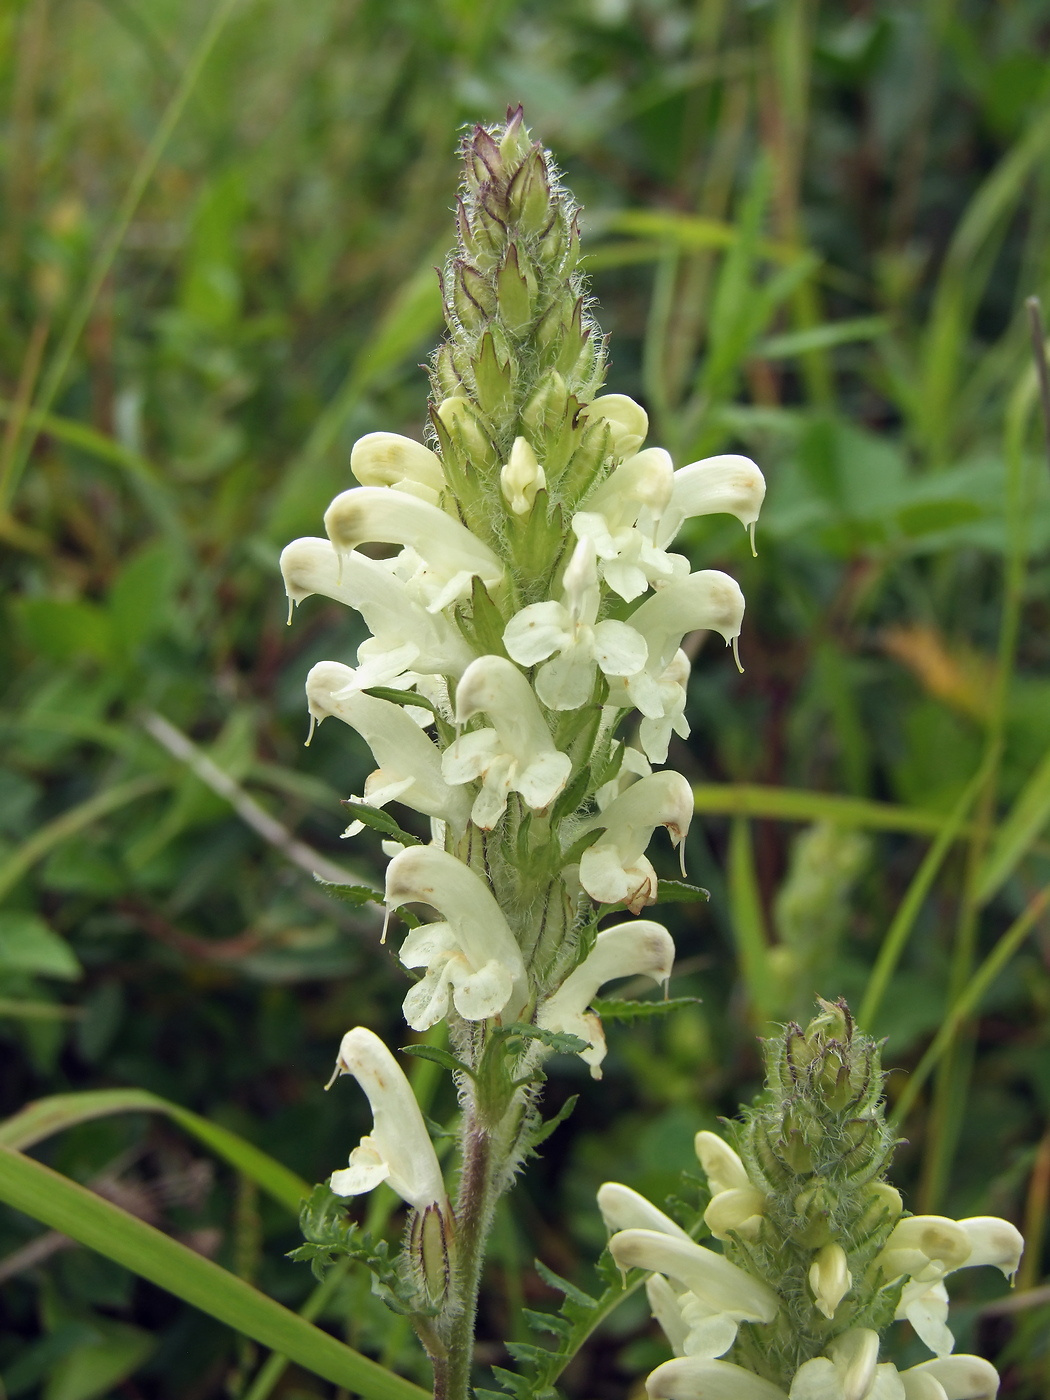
[0, 1089, 309, 1215]
[727, 817, 775, 1020]
[0, 1147, 428, 1400]
[890, 881, 1050, 1128]
[0, 774, 165, 903]
[858, 765, 988, 1031]
[0, 0, 244, 508]
[693, 783, 962, 836]
[974, 744, 1050, 905]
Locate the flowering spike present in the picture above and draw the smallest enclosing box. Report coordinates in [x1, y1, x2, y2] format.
[609, 1002, 1021, 1397]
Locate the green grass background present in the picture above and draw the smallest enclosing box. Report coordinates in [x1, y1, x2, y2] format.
[2, 0, 1050, 1395]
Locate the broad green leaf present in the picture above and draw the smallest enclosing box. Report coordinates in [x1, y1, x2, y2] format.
[0, 912, 82, 980]
[107, 542, 181, 654]
[0, 1148, 428, 1400]
[13, 598, 114, 664]
[0, 1089, 309, 1214]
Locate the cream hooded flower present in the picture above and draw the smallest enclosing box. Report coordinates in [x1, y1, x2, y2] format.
[327, 1027, 446, 1212]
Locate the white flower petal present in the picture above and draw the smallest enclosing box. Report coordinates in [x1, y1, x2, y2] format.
[442, 728, 502, 784]
[517, 750, 573, 810]
[451, 957, 516, 1021]
[646, 1273, 690, 1356]
[956, 1216, 1023, 1279]
[536, 646, 598, 710]
[647, 1358, 788, 1400]
[694, 1131, 752, 1194]
[597, 1182, 692, 1240]
[504, 601, 572, 665]
[592, 619, 649, 677]
[680, 1304, 739, 1360]
[328, 1028, 445, 1210]
[609, 1229, 778, 1322]
[902, 1281, 954, 1357]
[330, 1140, 390, 1197]
[403, 965, 454, 1031]
[398, 922, 456, 970]
[900, 1357, 999, 1400]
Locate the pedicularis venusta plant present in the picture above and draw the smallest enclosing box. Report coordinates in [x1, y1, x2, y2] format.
[281, 113, 1020, 1400]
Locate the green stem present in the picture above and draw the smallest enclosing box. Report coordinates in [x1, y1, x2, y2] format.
[917, 360, 1037, 1210]
[436, 1110, 495, 1400]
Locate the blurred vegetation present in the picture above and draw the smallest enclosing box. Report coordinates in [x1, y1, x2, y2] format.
[2, 0, 1050, 1396]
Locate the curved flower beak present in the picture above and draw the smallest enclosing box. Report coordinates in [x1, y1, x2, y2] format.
[350, 431, 446, 505]
[324, 486, 505, 612]
[305, 661, 471, 835]
[955, 1216, 1023, 1279]
[537, 920, 675, 1076]
[280, 536, 474, 676]
[384, 846, 527, 1028]
[658, 454, 766, 555]
[626, 570, 746, 675]
[646, 1357, 787, 1400]
[326, 1026, 447, 1213]
[577, 771, 693, 912]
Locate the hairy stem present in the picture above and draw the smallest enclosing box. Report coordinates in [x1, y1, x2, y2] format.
[436, 1110, 494, 1400]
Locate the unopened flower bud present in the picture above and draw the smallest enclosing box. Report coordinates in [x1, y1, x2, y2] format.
[436, 395, 498, 469]
[350, 431, 446, 504]
[704, 1186, 766, 1242]
[501, 436, 546, 516]
[580, 393, 648, 458]
[695, 1131, 751, 1196]
[809, 1242, 852, 1320]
